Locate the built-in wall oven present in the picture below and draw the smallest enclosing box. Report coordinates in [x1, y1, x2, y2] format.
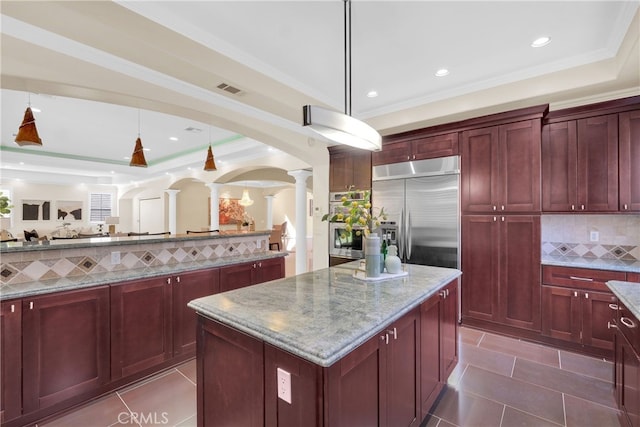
[328, 191, 367, 263]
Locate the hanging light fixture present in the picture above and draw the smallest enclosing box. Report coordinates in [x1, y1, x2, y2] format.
[302, 0, 381, 151]
[129, 110, 148, 167]
[203, 127, 217, 171]
[15, 94, 42, 147]
[238, 188, 254, 206]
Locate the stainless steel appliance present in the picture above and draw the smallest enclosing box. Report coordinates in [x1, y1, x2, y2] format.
[372, 156, 460, 269]
[328, 191, 368, 262]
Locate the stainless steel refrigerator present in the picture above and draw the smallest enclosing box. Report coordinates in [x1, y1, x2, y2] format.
[372, 156, 460, 269]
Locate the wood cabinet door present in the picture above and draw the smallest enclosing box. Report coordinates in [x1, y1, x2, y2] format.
[541, 286, 581, 343]
[582, 290, 617, 351]
[111, 277, 172, 380]
[351, 150, 372, 191]
[499, 120, 541, 212]
[384, 308, 420, 427]
[441, 280, 458, 380]
[172, 269, 219, 356]
[461, 127, 500, 213]
[419, 294, 442, 419]
[461, 215, 499, 322]
[499, 215, 541, 331]
[577, 114, 619, 211]
[22, 286, 110, 413]
[330, 150, 372, 192]
[1, 300, 22, 423]
[542, 121, 578, 211]
[619, 110, 640, 212]
[618, 331, 640, 427]
[220, 261, 256, 292]
[412, 133, 459, 160]
[197, 316, 264, 427]
[372, 141, 411, 165]
[256, 257, 285, 284]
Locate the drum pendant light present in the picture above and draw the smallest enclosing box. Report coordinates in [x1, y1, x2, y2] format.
[129, 110, 148, 168]
[302, 0, 381, 151]
[15, 94, 42, 147]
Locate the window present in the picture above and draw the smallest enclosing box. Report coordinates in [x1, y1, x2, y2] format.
[89, 193, 112, 222]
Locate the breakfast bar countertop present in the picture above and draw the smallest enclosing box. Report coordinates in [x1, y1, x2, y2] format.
[188, 262, 461, 367]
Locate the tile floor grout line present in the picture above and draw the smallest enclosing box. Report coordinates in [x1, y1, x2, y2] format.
[476, 332, 485, 348]
[115, 391, 142, 427]
[509, 356, 516, 378]
[498, 404, 506, 427]
[558, 349, 562, 370]
[118, 367, 178, 395]
[562, 393, 567, 427]
[175, 364, 197, 386]
[173, 413, 195, 427]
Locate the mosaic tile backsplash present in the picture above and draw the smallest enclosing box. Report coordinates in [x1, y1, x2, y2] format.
[541, 214, 640, 261]
[0, 235, 269, 286]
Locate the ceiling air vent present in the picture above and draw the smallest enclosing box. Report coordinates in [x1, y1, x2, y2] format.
[184, 127, 203, 133]
[217, 83, 243, 95]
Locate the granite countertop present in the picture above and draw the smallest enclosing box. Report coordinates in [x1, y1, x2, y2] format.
[542, 255, 640, 274]
[0, 251, 286, 301]
[188, 262, 461, 367]
[0, 230, 270, 253]
[607, 280, 640, 320]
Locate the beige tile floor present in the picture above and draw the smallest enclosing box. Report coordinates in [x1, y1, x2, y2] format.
[41, 326, 621, 427]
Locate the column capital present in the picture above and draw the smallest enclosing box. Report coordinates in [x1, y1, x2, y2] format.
[287, 169, 312, 182]
[164, 189, 181, 195]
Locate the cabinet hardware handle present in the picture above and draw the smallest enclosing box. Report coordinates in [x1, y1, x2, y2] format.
[493, 206, 497, 211]
[167, 278, 171, 285]
[29, 301, 34, 310]
[574, 291, 578, 297]
[620, 317, 636, 328]
[381, 334, 389, 345]
[571, 204, 575, 210]
[584, 293, 589, 299]
[253, 263, 257, 268]
[609, 303, 619, 310]
[581, 204, 585, 210]
[493, 216, 497, 222]
[501, 216, 504, 222]
[624, 204, 628, 210]
[569, 276, 593, 282]
[446, 288, 450, 297]
[259, 262, 262, 267]
[176, 276, 181, 283]
[608, 321, 618, 329]
[412, 155, 416, 159]
[11, 304, 15, 313]
[440, 291, 446, 298]
[387, 327, 397, 340]
[501, 205, 504, 211]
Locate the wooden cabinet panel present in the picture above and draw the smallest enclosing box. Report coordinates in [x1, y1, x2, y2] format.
[419, 294, 441, 418]
[111, 277, 172, 380]
[619, 110, 640, 212]
[582, 290, 617, 350]
[372, 141, 411, 165]
[542, 286, 581, 343]
[257, 257, 285, 284]
[172, 269, 219, 356]
[197, 317, 264, 427]
[542, 265, 626, 292]
[373, 133, 459, 166]
[461, 127, 500, 213]
[577, 114, 619, 211]
[616, 315, 640, 427]
[542, 121, 578, 211]
[1, 300, 22, 423]
[330, 149, 372, 192]
[629, 273, 640, 283]
[22, 287, 110, 413]
[219, 258, 285, 293]
[441, 280, 458, 379]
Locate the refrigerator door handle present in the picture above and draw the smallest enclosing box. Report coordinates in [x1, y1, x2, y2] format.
[398, 208, 405, 259]
[406, 210, 412, 260]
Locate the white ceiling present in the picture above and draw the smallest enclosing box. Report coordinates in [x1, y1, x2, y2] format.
[1, 1, 638, 186]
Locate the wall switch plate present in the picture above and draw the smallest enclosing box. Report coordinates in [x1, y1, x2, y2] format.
[277, 367, 292, 404]
[590, 231, 599, 242]
[257, 239, 261, 249]
[111, 251, 121, 265]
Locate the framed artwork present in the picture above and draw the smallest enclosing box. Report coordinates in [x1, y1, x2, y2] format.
[22, 200, 51, 221]
[218, 198, 244, 225]
[57, 200, 83, 221]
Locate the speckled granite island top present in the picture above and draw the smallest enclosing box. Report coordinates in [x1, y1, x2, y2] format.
[607, 280, 640, 320]
[542, 255, 640, 273]
[188, 262, 461, 367]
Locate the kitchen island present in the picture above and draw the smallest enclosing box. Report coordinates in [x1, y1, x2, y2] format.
[189, 262, 461, 427]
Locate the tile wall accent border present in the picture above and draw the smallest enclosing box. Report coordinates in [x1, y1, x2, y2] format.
[0, 235, 269, 286]
[542, 241, 639, 262]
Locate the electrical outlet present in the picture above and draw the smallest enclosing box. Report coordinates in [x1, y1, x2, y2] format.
[277, 367, 292, 404]
[257, 239, 262, 249]
[111, 251, 121, 265]
[590, 231, 599, 242]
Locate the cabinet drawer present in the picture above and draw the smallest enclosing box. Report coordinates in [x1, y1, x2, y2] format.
[618, 299, 640, 352]
[542, 265, 626, 292]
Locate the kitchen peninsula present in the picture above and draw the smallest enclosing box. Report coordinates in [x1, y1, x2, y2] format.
[0, 231, 286, 427]
[189, 262, 461, 427]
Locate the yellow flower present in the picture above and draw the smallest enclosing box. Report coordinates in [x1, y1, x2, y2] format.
[341, 196, 347, 202]
[336, 213, 344, 221]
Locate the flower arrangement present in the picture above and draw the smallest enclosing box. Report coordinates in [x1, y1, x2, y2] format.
[321, 188, 386, 238]
[0, 192, 12, 217]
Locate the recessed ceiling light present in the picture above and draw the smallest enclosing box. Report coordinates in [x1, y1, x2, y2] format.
[367, 90, 378, 98]
[169, 137, 178, 141]
[110, 171, 115, 174]
[435, 69, 449, 77]
[531, 36, 551, 48]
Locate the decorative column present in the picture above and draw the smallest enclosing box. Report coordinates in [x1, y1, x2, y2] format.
[287, 169, 312, 274]
[205, 183, 221, 231]
[264, 195, 274, 230]
[164, 189, 180, 235]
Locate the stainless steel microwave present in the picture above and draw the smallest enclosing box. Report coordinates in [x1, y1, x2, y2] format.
[329, 223, 364, 259]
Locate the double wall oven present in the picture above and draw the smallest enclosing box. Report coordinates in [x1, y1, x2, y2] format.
[328, 191, 366, 264]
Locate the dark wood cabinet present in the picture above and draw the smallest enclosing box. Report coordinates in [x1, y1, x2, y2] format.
[461, 120, 541, 213]
[615, 298, 640, 427]
[329, 148, 372, 192]
[542, 114, 619, 212]
[219, 258, 285, 293]
[172, 269, 220, 356]
[1, 300, 22, 423]
[22, 286, 110, 413]
[419, 279, 458, 418]
[461, 215, 540, 331]
[541, 266, 624, 352]
[110, 276, 173, 380]
[372, 133, 459, 165]
[619, 110, 640, 212]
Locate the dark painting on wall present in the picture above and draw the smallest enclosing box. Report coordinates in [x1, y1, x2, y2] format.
[57, 201, 83, 221]
[22, 200, 51, 221]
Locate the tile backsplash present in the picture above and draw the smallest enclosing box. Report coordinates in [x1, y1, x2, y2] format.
[541, 214, 640, 261]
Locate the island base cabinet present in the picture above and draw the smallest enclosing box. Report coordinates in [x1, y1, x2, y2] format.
[616, 329, 640, 427]
[1, 300, 22, 424]
[22, 286, 110, 413]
